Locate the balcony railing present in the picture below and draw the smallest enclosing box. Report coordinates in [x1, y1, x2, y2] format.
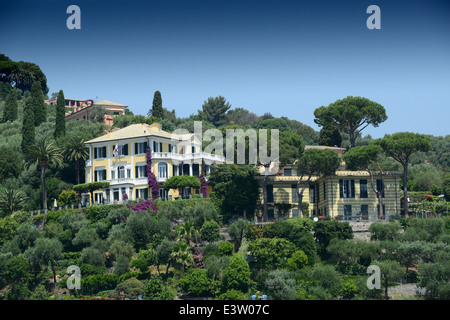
[108, 177, 148, 185]
[86, 152, 225, 167]
[152, 151, 225, 162]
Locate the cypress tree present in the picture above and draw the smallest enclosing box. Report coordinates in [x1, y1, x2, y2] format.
[30, 81, 46, 126]
[21, 97, 36, 156]
[2, 89, 18, 122]
[54, 90, 66, 138]
[149, 91, 163, 118]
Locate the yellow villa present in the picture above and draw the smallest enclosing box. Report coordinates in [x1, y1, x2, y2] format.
[256, 145, 402, 221]
[82, 124, 401, 221]
[83, 122, 225, 204]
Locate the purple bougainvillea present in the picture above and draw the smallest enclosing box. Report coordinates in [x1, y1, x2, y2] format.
[192, 247, 204, 268]
[127, 199, 158, 214]
[146, 146, 159, 200]
[199, 160, 207, 198]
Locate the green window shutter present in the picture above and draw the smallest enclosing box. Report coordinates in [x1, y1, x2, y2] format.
[339, 180, 343, 198]
[291, 184, 298, 203]
[351, 180, 355, 198]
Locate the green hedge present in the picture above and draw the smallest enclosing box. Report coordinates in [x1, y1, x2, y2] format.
[83, 204, 123, 223]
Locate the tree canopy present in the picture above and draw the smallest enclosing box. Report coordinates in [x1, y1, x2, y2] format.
[314, 96, 387, 148]
[376, 132, 431, 217]
[0, 55, 49, 94]
[199, 96, 231, 127]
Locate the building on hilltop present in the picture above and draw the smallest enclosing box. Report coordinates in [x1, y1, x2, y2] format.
[82, 122, 225, 205]
[45, 98, 128, 126]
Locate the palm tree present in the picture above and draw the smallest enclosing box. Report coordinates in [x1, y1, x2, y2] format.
[0, 187, 28, 216]
[28, 139, 63, 210]
[90, 105, 110, 123]
[63, 135, 89, 184]
[169, 241, 194, 272]
[175, 222, 200, 246]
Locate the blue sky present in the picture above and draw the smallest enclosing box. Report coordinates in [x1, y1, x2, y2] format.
[1, 0, 449, 138]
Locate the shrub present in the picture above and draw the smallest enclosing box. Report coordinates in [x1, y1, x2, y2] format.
[306, 264, 343, 299]
[114, 255, 130, 276]
[313, 221, 353, 259]
[369, 221, 401, 241]
[286, 250, 308, 271]
[109, 277, 144, 300]
[179, 269, 218, 296]
[418, 261, 450, 300]
[218, 241, 234, 256]
[342, 278, 358, 300]
[81, 274, 119, 295]
[221, 255, 251, 293]
[58, 189, 78, 207]
[248, 238, 296, 269]
[216, 289, 246, 300]
[80, 247, 105, 266]
[84, 204, 123, 223]
[264, 269, 298, 300]
[143, 275, 176, 300]
[200, 219, 220, 243]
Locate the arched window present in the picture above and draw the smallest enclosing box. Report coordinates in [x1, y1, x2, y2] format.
[158, 162, 168, 179]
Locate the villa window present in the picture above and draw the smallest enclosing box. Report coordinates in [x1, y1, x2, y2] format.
[361, 204, 369, 219]
[94, 193, 103, 204]
[94, 169, 107, 182]
[344, 205, 352, 219]
[113, 144, 128, 156]
[93, 146, 107, 159]
[291, 184, 298, 203]
[340, 179, 355, 198]
[360, 180, 368, 198]
[172, 165, 178, 176]
[183, 164, 190, 175]
[310, 185, 315, 203]
[135, 165, 147, 178]
[118, 166, 125, 179]
[153, 141, 162, 152]
[267, 185, 274, 203]
[159, 188, 168, 201]
[376, 179, 385, 198]
[136, 188, 149, 200]
[192, 163, 200, 177]
[135, 142, 148, 154]
[158, 162, 168, 179]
